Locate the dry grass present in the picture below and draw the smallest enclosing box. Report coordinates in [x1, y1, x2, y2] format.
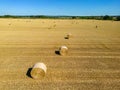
[0, 19, 120, 90]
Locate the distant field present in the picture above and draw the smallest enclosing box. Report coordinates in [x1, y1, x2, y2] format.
[0, 19, 120, 90]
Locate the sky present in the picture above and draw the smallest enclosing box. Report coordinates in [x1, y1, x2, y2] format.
[0, 0, 120, 16]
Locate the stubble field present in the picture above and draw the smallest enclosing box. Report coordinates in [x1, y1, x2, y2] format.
[0, 19, 120, 90]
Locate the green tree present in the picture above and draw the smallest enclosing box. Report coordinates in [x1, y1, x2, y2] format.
[103, 15, 112, 20]
[116, 16, 120, 21]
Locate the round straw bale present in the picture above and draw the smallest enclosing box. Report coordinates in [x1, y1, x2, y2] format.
[31, 63, 47, 79]
[59, 46, 68, 56]
[66, 33, 72, 39]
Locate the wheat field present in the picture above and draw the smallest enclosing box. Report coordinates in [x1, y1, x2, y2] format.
[0, 19, 120, 90]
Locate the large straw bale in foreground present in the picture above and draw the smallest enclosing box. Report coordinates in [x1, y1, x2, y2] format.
[59, 46, 68, 56]
[31, 63, 47, 79]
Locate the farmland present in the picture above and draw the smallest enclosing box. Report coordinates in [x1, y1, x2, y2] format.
[0, 19, 120, 90]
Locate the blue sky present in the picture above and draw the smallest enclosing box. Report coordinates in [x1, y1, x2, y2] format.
[0, 0, 120, 16]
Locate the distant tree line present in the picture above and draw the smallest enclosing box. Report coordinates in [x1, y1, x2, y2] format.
[0, 15, 120, 21]
[71, 15, 120, 21]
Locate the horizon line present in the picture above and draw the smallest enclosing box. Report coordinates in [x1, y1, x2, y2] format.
[0, 14, 120, 17]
